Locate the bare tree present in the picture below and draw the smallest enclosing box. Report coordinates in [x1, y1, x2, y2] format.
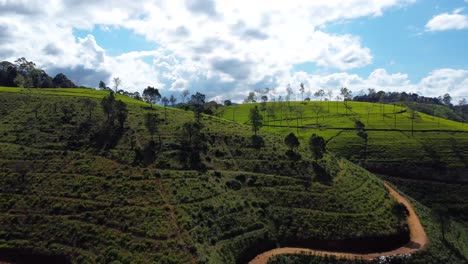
[181, 89, 190, 103]
[314, 89, 325, 101]
[299, 83, 305, 102]
[113, 77, 122, 93]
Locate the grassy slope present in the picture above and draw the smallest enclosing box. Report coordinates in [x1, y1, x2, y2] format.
[218, 101, 468, 182]
[219, 100, 468, 263]
[0, 87, 407, 263]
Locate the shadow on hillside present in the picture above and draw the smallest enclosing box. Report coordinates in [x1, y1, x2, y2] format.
[0, 248, 70, 264]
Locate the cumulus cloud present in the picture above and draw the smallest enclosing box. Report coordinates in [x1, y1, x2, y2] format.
[425, 9, 468, 31]
[1, 0, 465, 102]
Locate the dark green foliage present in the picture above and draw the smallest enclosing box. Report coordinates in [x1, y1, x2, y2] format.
[52, 73, 75, 88]
[142, 86, 161, 107]
[189, 92, 205, 122]
[284, 132, 300, 150]
[309, 134, 326, 161]
[226, 179, 242, 190]
[249, 105, 263, 135]
[0, 58, 74, 88]
[0, 88, 465, 264]
[144, 113, 160, 141]
[251, 135, 265, 149]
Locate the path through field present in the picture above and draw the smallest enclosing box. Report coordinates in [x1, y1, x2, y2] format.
[249, 183, 428, 264]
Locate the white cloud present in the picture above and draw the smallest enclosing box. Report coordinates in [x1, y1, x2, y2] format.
[2, 0, 465, 102]
[425, 9, 468, 31]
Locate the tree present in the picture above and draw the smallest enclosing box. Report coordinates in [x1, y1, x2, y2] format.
[309, 134, 326, 161]
[326, 89, 333, 112]
[299, 83, 305, 102]
[14, 74, 26, 88]
[224, 100, 232, 106]
[284, 132, 300, 150]
[314, 89, 325, 101]
[142, 86, 161, 108]
[113, 77, 122, 93]
[144, 113, 160, 141]
[53, 73, 75, 88]
[179, 121, 205, 170]
[310, 104, 323, 124]
[442, 93, 452, 106]
[101, 92, 115, 121]
[261, 95, 268, 111]
[189, 92, 205, 122]
[181, 89, 190, 103]
[244, 91, 257, 103]
[169, 94, 177, 107]
[286, 84, 294, 106]
[249, 105, 263, 135]
[99, 80, 107, 90]
[115, 100, 128, 128]
[83, 98, 97, 120]
[161, 96, 169, 120]
[340, 87, 352, 114]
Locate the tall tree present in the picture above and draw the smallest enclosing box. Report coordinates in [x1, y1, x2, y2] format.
[53, 73, 75, 88]
[299, 83, 305, 102]
[340, 87, 352, 115]
[249, 105, 263, 135]
[99, 80, 107, 90]
[101, 92, 116, 123]
[261, 95, 268, 111]
[327, 89, 333, 112]
[113, 77, 122, 93]
[142, 86, 161, 108]
[244, 91, 257, 103]
[309, 134, 326, 161]
[115, 100, 128, 128]
[314, 89, 325, 101]
[286, 84, 294, 106]
[284, 132, 300, 150]
[189, 92, 205, 122]
[144, 113, 160, 142]
[169, 94, 177, 107]
[181, 89, 190, 103]
[442, 93, 452, 106]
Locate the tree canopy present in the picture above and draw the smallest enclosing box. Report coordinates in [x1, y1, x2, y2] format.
[142, 86, 161, 107]
[0, 58, 75, 88]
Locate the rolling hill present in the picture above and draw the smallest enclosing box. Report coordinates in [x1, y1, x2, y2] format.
[217, 100, 468, 182]
[0, 87, 466, 263]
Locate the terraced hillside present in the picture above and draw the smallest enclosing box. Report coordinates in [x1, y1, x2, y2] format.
[0, 88, 410, 263]
[218, 101, 468, 182]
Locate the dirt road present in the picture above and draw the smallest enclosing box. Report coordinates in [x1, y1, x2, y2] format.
[249, 183, 428, 264]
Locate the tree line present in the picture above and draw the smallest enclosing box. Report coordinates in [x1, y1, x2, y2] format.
[0, 58, 75, 88]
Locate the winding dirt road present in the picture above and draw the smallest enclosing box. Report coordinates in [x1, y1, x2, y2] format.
[249, 183, 429, 264]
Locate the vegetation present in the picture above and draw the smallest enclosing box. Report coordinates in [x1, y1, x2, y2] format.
[0, 58, 75, 88]
[0, 87, 422, 263]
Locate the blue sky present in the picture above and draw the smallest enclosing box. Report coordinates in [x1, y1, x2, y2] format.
[1, 0, 468, 101]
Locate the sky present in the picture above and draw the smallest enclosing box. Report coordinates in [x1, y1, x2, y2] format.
[1, 0, 468, 103]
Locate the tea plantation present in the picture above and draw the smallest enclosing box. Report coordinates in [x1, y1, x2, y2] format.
[0, 87, 466, 263]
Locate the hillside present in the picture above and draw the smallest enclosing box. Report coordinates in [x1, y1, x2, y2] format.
[0, 88, 414, 263]
[218, 100, 468, 263]
[218, 101, 468, 182]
